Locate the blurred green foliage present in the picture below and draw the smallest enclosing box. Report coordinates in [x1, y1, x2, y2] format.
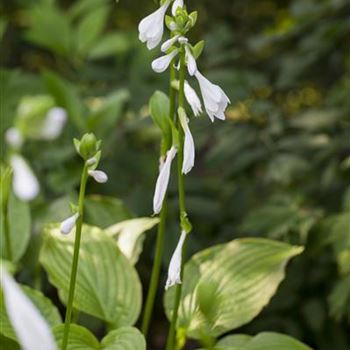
[1, 0, 349, 349]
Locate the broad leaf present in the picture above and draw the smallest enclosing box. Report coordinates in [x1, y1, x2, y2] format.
[0, 285, 61, 342]
[164, 238, 303, 339]
[0, 192, 31, 262]
[214, 332, 312, 350]
[54, 324, 146, 350]
[107, 217, 159, 264]
[40, 225, 142, 327]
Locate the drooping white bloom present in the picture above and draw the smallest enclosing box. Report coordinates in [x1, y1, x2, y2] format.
[161, 34, 180, 52]
[88, 169, 108, 183]
[185, 46, 197, 76]
[153, 146, 177, 214]
[165, 230, 187, 290]
[178, 108, 195, 174]
[184, 81, 202, 116]
[152, 49, 179, 73]
[172, 0, 184, 16]
[60, 213, 79, 235]
[138, 0, 171, 50]
[195, 70, 231, 122]
[40, 107, 67, 140]
[5, 127, 24, 148]
[0, 270, 57, 350]
[10, 154, 40, 201]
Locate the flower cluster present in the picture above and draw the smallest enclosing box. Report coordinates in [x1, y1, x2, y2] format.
[138, 0, 230, 289]
[60, 133, 108, 235]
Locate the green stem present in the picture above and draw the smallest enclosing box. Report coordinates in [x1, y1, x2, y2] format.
[165, 46, 187, 350]
[141, 60, 177, 336]
[61, 164, 89, 350]
[141, 199, 167, 335]
[3, 201, 12, 261]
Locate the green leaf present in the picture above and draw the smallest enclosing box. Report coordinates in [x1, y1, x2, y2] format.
[40, 225, 142, 327]
[42, 70, 85, 130]
[0, 191, 31, 262]
[0, 285, 61, 342]
[84, 195, 132, 228]
[164, 238, 303, 339]
[76, 5, 109, 55]
[0, 335, 20, 350]
[107, 217, 159, 264]
[149, 91, 172, 153]
[214, 332, 312, 350]
[192, 40, 205, 59]
[53, 324, 146, 350]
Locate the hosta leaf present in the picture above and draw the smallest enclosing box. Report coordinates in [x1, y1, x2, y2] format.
[40, 225, 142, 327]
[0, 285, 61, 342]
[107, 217, 159, 265]
[0, 192, 31, 262]
[213, 332, 312, 350]
[53, 324, 146, 350]
[164, 238, 303, 339]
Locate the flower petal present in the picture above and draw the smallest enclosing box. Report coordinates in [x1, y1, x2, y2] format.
[153, 146, 177, 214]
[185, 46, 197, 76]
[179, 108, 195, 174]
[88, 169, 108, 183]
[184, 81, 202, 116]
[60, 213, 79, 235]
[40, 107, 67, 140]
[0, 270, 57, 350]
[152, 49, 179, 73]
[5, 127, 23, 148]
[171, 0, 184, 16]
[161, 34, 180, 52]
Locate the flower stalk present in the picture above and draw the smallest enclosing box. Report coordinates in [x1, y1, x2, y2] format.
[61, 163, 88, 350]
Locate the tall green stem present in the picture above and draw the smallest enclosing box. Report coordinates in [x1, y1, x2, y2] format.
[141, 61, 177, 336]
[165, 46, 187, 350]
[61, 164, 88, 350]
[3, 200, 12, 261]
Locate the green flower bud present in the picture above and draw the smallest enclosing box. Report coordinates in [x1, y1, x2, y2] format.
[74, 133, 101, 160]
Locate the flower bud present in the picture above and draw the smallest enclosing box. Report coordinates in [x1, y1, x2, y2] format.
[75, 133, 101, 160]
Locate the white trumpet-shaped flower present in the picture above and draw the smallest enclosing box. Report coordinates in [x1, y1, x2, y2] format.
[88, 169, 108, 183]
[185, 46, 197, 76]
[138, 0, 171, 50]
[153, 146, 177, 214]
[60, 213, 79, 235]
[165, 230, 187, 290]
[152, 49, 179, 73]
[5, 127, 24, 148]
[0, 270, 57, 350]
[10, 154, 40, 202]
[184, 81, 202, 116]
[161, 34, 180, 52]
[172, 0, 184, 16]
[195, 70, 231, 122]
[178, 108, 195, 174]
[40, 107, 67, 140]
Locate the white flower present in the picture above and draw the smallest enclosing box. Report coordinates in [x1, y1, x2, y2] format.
[165, 230, 187, 290]
[60, 213, 79, 235]
[10, 154, 40, 202]
[153, 146, 177, 214]
[152, 49, 179, 73]
[161, 34, 180, 52]
[195, 70, 231, 122]
[88, 169, 108, 183]
[178, 108, 195, 174]
[172, 0, 184, 16]
[5, 127, 24, 148]
[138, 0, 171, 50]
[86, 157, 97, 166]
[40, 107, 67, 140]
[185, 46, 197, 76]
[184, 81, 202, 116]
[0, 270, 57, 350]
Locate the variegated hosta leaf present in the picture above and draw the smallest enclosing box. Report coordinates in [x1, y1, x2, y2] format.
[53, 324, 146, 350]
[107, 217, 159, 265]
[164, 238, 303, 339]
[40, 225, 142, 327]
[213, 332, 312, 350]
[0, 284, 61, 342]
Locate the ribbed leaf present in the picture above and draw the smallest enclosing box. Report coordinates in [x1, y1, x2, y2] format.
[0, 285, 61, 342]
[164, 238, 303, 339]
[214, 332, 312, 350]
[40, 225, 142, 327]
[53, 324, 146, 350]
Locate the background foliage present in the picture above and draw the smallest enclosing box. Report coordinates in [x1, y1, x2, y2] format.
[1, 0, 350, 349]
